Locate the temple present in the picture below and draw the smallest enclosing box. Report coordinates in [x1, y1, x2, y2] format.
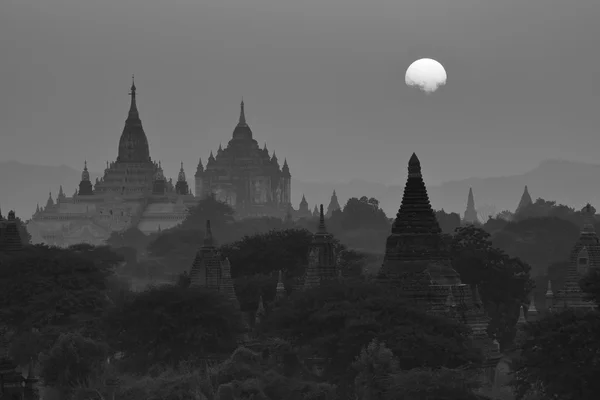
[189, 220, 239, 306]
[379, 153, 501, 384]
[26, 78, 197, 246]
[303, 205, 338, 288]
[546, 203, 600, 311]
[515, 185, 533, 214]
[194, 100, 292, 218]
[463, 187, 478, 224]
[326, 190, 341, 217]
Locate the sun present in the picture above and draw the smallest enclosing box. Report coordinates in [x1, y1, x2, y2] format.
[405, 58, 447, 94]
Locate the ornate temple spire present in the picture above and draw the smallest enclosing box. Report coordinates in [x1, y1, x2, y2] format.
[282, 158, 291, 177]
[127, 75, 139, 120]
[81, 160, 90, 181]
[208, 151, 215, 163]
[326, 189, 341, 217]
[516, 185, 533, 213]
[195, 157, 204, 176]
[203, 220, 215, 247]
[117, 75, 151, 163]
[218, 143, 223, 153]
[313, 204, 319, 217]
[46, 191, 54, 208]
[464, 187, 478, 224]
[317, 204, 327, 234]
[238, 98, 247, 127]
[271, 151, 279, 165]
[527, 295, 539, 321]
[178, 162, 186, 182]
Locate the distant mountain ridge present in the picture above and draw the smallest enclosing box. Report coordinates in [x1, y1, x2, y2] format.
[0, 159, 597, 221]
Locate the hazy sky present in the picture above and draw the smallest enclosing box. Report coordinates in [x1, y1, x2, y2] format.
[2, 0, 599, 187]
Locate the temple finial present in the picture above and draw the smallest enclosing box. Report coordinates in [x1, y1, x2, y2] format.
[127, 75, 139, 119]
[238, 98, 247, 125]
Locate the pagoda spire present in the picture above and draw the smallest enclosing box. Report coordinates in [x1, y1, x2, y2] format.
[317, 204, 327, 234]
[127, 75, 140, 123]
[516, 185, 533, 213]
[464, 187, 478, 223]
[238, 98, 247, 126]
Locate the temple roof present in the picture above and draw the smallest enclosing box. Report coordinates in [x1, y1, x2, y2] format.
[392, 153, 442, 235]
[117, 76, 151, 163]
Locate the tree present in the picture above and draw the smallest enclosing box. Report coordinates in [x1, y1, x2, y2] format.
[179, 193, 236, 230]
[106, 227, 152, 254]
[450, 225, 533, 349]
[339, 197, 390, 231]
[103, 284, 246, 372]
[511, 309, 600, 400]
[0, 245, 117, 333]
[16, 216, 32, 244]
[435, 210, 461, 234]
[386, 367, 488, 400]
[353, 339, 399, 400]
[491, 217, 579, 276]
[38, 332, 109, 395]
[260, 278, 482, 392]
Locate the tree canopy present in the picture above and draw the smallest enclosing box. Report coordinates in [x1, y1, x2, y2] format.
[103, 284, 246, 372]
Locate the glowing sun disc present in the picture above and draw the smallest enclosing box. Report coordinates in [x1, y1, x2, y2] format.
[405, 58, 447, 94]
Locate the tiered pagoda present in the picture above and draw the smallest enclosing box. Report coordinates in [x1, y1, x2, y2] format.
[326, 190, 341, 217]
[189, 220, 239, 307]
[195, 100, 292, 218]
[296, 195, 312, 219]
[27, 78, 197, 246]
[547, 203, 600, 312]
[379, 153, 501, 384]
[463, 187, 478, 224]
[303, 205, 337, 288]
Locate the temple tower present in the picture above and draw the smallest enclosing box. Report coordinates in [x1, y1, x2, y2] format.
[117, 76, 151, 163]
[515, 185, 533, 214]
[326, 190, 341, 217]
[380, 153, 461, 288]
[380, 153, 500, 384]
[152, 162, 167, 195]
[189, 221, 239, 307]
[312, 205, 319, 217]
[78, 161, 94, 195]
[550, 203, 600, 311]
[175, 162, 190, 195]
[304, 205, 337, 289]
[463, 187, 478, 224]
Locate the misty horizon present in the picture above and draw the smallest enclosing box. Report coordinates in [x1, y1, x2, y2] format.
[3, 0, 600, 189]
